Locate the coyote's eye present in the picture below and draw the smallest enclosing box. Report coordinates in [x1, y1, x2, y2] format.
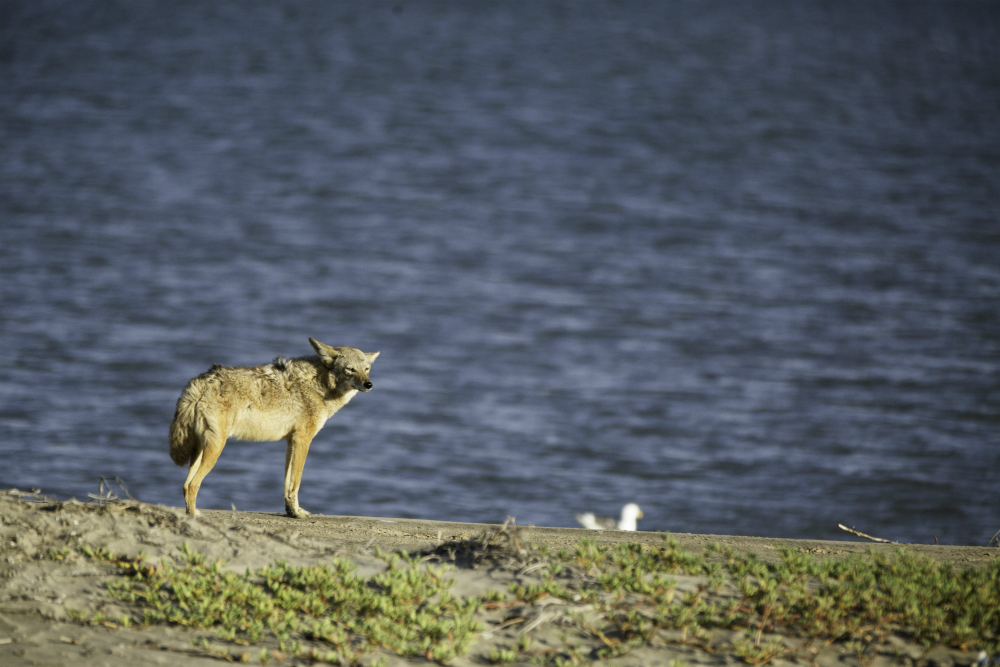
[345, 367, 355, 374]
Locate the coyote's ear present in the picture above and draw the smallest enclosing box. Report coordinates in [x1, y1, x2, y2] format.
[309, 338, 339, 366]
[366, 351, 380, 363]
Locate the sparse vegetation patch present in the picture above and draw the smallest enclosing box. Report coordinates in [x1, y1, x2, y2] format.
[67, 534, 1000, 665]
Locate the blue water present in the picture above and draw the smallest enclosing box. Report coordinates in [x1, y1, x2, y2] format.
[2, 1, 999, 545]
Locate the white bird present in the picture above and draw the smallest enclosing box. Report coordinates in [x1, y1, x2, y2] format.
[575, 503, 644, 531]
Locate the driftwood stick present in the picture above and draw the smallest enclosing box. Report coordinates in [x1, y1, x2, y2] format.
[838, 523, 896, 544]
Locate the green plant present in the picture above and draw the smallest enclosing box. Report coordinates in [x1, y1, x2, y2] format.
[489, 646, 519, 664]
[81, 545, 482, 664]
[733, 632, 787, 666]
[69, 533, 1000, 667]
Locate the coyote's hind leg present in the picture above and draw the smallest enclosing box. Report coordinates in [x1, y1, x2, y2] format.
[182, 431, 227, 517]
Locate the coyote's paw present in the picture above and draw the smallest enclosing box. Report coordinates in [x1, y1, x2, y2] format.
[286, 506, 311, 519]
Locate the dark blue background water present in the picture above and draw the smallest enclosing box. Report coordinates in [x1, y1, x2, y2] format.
[2, 1, 998, 545]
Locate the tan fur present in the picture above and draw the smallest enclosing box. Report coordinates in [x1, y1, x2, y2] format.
[169, 338, 379, 518]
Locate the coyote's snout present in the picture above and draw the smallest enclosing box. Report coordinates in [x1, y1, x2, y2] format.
[169, 338, 379, 518]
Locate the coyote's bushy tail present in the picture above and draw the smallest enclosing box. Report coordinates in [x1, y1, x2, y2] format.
[169, 374, 211, 466]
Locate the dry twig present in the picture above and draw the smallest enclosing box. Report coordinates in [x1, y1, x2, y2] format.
[837, 523, 897, 544]
[87, 477, 135, 504]
[986, 529, 1000, 548]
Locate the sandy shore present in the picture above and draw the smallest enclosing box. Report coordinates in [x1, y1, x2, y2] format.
[1, 489, 996, 667]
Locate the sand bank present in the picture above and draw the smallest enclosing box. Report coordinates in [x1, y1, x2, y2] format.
[1, 490, 995, 667]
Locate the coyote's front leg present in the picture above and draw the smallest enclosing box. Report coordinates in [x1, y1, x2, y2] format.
[283, 430, 315, 518]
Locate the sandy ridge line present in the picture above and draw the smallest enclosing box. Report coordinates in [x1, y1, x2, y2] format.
[223, 508, 999, 567]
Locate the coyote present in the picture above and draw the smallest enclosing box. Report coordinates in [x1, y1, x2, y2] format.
[169, 338, 379, 518]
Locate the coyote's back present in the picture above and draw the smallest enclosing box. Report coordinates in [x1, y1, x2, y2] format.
[169, 338, 379, 518]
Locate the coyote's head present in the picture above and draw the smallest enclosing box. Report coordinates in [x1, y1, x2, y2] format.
[310, 338, 380, 392]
